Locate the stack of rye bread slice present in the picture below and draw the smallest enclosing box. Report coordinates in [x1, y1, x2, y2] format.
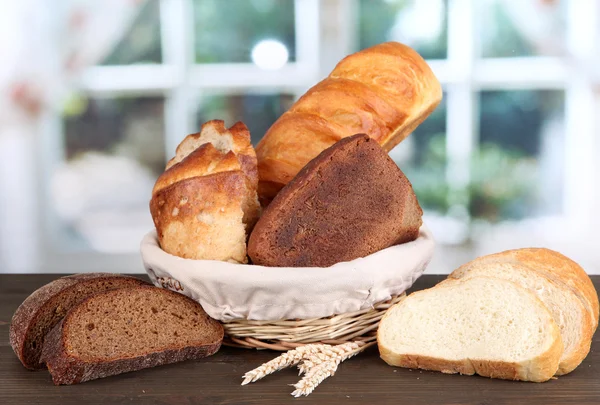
[378, 248, 599, 382]
[10, 274, 223, 385]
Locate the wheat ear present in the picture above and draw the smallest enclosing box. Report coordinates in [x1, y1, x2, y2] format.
[241, 341, 370, 396]
[292, 360, 340, 397]
[297, 341, 364, 375]
[292, 342, 365, 396]
[241, 344, 328, 385]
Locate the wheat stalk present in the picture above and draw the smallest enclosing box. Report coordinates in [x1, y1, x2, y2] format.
[241, 344, 328, 385]
[241, 341, 368, 396]
[298, 352, 328, 375]
[297, 341, 363, 375]
[292, 360, 340, 397]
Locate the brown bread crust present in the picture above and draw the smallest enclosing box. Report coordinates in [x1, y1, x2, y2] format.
[378, 348, 562, 383]
[40, 286, 223, 385]
[9, 273, 148, 370]
[150, 172, 250, 263]
[248, 134, 423, 267]
[41, 320, 222, 386]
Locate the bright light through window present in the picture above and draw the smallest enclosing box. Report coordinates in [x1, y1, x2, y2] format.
[251, 39, 289, 70]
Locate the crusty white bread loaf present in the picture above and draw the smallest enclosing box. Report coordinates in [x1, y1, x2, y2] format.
[377, 277, 563, 382]
[150, 120, 260, 263]
[449, 260, 593, 375]
[256, 42, 442, 203]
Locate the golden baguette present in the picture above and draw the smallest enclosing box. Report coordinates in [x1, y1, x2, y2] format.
[256, 42, 442, 203]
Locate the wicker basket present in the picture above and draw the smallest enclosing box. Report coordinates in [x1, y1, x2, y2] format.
[222, 294, 405, 350]
[141, 226, 433, 350]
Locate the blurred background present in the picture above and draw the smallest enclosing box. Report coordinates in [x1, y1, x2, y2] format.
[0, 0, 599, 274]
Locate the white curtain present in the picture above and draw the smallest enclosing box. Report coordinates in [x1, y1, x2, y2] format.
[0, 0, 144, 272]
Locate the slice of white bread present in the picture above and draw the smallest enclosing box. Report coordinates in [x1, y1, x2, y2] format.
[474, 248, 599, 331]
[449, 261, 593, 375]
[377, 276, 563, 382]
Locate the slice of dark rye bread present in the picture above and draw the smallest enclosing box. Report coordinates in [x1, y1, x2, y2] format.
[40, 285, 224, 385]
[10, 273, 149, 369]
[248, 133, 423, 267]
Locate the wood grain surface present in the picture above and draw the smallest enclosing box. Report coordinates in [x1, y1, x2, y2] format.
[1, 274, 598, 405]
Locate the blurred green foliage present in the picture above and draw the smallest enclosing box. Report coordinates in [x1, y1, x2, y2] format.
[101, 1, 162, 65]
[480, 1, 530, 58]
[469, 143, 538, 220]
[193, 0, 295, 63]
[403, 135, 449, 213]
[480, 0, 566, 58]
[406, 134, 539, 221]
[197, 94, 294, 144]
[405, 89, 563, 221]
[359, 0, 448, 59]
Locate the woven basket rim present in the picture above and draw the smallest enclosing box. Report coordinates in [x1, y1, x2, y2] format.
[222, 294, 405, 350]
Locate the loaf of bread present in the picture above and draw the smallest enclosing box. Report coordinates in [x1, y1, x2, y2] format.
[449, 252, 595, 375]
[378, 277, 563, 382]
[256, 42, 442, 203]
[40, 285, 224, 385]
[150, 120, 261, 263]
[248, 134, 423, 267]
[10, 273, 148, 369]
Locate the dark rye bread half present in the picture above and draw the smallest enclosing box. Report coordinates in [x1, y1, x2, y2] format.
[10, 273, 148, 369]
[40, 285, 224, 385]
[248, 133, 423, 267]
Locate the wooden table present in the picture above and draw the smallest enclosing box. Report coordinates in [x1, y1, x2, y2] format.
[1, 274, 598, 405]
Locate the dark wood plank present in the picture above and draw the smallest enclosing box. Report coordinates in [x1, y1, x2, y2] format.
[0, 274, 598, 405]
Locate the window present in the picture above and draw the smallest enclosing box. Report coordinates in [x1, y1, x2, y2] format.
[101, 1, 162, 65]
[40, 0, 320, 272]
[38, 0, 599, 273]
[359, 0, 448, 59]
[195, 93, 295, 145]
[193, 0, 296, 64]
[477, 90, 565, 219]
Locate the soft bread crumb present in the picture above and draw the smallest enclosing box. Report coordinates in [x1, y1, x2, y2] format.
[377, 276, 563, 382]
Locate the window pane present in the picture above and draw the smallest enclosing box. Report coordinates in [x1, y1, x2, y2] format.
[390, 94, 448, 214]
[480, 0, 566, 58]
[52, 97, 165, 252]
[475, 90, 565, 220]
[358, 0, 448, 59]
[101, 0, 162, 65]
[193, 0, 296, 64]
[196, 93, 295, 144]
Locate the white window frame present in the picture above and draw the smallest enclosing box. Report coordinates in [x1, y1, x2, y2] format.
[34, 0, 599, 274]
[37, 0, 322, 273]
[440, 0, 598, 231]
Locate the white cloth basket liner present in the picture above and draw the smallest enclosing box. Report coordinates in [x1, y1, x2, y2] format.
[141, 225, 435, 322]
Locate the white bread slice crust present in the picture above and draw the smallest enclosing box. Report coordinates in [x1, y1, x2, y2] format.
[449, 261, 592, 375]
[377, 277, 563, 382]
